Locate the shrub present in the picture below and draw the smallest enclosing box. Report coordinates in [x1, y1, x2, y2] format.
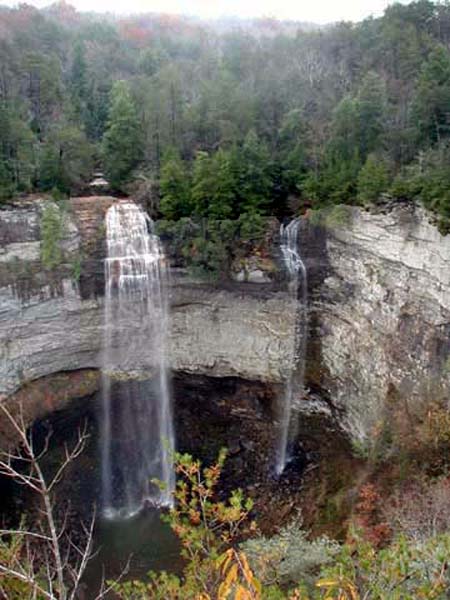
[390, 144, 450, 233]
[318, 530, 450, 599]
[40, 201, 65, 269]
[242, 519, 339, 589]
[113, 450, 260, 600]
[357, 155, 390, 205]
[306, 205, 353, 230]
[324, 205, 353, 229]
[238, 212, 267, 242]
[351, 484, 391, 548]
[383, 477, 450, 541]
[156, 215, 271, 280]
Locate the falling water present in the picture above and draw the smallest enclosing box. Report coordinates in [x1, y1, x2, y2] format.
[101, 202, 174, 519]
[276, 218, 308, 474]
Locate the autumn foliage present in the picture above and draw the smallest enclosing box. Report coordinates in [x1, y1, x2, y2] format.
[351, 484, 391, 548]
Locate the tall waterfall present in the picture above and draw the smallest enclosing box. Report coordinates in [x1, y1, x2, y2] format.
[101, 202, 174, 519]
[276, 218, 308, 474]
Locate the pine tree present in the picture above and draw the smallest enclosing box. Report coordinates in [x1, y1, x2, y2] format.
[0, 101, 36, 199]
[357, 155, 390, 205]
[159, 150, 192, 220]
[191, 151, 214, 218]
[191, 148, 238, 220]
[358, 72, 386, 160]
[39, 122, 93, 193]
[70, 40, 88, 121]
[209, 148, 237, 219]
[237, 130, 272, 215]
[22, 52, 63, 138]
[102, 81, 142, 190]
[328, 97, 361, 164]
[278, 108, 308, 191]
[413, 45, 450, 144]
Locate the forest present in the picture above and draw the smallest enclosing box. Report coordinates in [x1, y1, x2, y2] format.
[2, 1, 450, 231]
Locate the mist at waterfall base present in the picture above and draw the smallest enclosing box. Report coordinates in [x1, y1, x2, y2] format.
[101, 202, 175, 519]
[276, 218, 308, 475]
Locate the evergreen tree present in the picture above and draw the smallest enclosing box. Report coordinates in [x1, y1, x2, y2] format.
[357, 155, 390, 205]
[236, 130, 272, 215]
[39, 122, 93, 193]
[191, 151, 215, 218]
[278, 108, 309, 191]
[4, 0, 450, 224]
[209, 148, 238, 220]
[0, 161, 14, 201]
[101, 81, 142, 190]
[85, 79, 112, 141]
[21, 52, 63, 138]
[138, 47, 166, 77]
[358, 72, 386, 160]
[191, 149, 237, 219]
[328, 97, 361, 163]
[70, 40, 88, 121]
[317, 98, 362, 204]
[0, 101, 36, 199]
[413, 45, 450, 144]
[159, 150, 192, 220]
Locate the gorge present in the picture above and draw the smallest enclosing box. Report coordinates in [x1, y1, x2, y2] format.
[1, 195, 450, 593]
[4, 2, 450, 594]
[2, 198, 449, 444]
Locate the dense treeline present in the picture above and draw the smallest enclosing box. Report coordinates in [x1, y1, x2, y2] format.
[2, 1, 450, 228]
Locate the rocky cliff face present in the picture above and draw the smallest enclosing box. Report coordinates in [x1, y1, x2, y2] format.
[0, 198, 295, 399]
[1, 197, 449, 450]
[307, 204, 450, 443]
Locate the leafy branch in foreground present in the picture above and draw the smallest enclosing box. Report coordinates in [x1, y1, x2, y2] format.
[113, 448, 262, 599]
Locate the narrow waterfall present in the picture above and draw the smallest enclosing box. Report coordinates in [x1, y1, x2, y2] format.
[276, 218, 308, 474]
[101, 202, 174, 519]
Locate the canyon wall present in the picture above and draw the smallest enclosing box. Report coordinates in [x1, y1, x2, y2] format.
[1, 197, 449, 448]
[313, 204, 450, 442]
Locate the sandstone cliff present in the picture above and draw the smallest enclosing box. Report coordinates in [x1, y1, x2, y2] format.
[314, 204, 450, 442]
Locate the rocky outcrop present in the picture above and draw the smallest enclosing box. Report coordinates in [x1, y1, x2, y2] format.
[308, 204, 450, 442]
[0, 197, 103, 395]
[170, 284, 295, 382]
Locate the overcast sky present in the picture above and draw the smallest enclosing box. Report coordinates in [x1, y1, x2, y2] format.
[1, 0, 410, 24]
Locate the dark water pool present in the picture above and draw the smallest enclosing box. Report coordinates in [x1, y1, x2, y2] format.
[82, 508, 181, 599]
[0, 402, 182, 600]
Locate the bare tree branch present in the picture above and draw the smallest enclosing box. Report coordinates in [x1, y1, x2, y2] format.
[0, 529, 52, 541]
[93, 557, 131, 600]
[0, 402, 103, 599]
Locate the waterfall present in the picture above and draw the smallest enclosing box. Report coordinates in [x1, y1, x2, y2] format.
[276, 218, 308, 474]
[101, 202, 174, 519]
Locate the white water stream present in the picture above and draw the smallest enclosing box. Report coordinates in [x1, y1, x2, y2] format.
[101, 202, 174, 518]
[276, 218, 308, 474]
